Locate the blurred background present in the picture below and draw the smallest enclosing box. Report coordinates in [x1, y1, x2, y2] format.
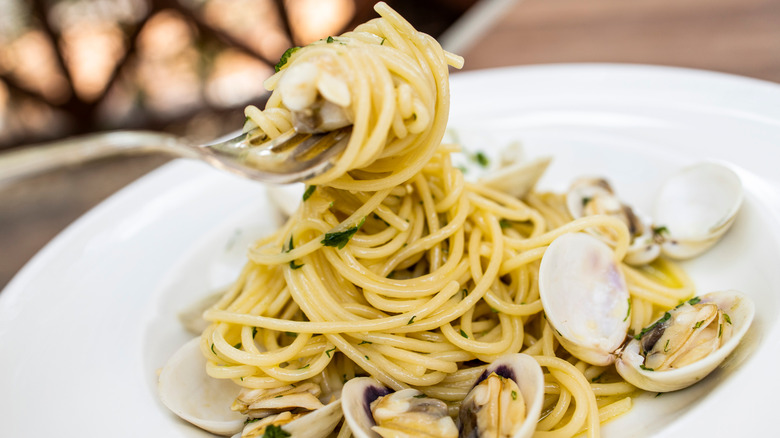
[1, 0, 778, 288]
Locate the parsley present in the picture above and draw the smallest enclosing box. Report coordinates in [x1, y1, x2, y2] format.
[693, 320, 704, 329]
[358, 340, 372, 345]
[407, 315, 416, 325]
[326, 36, 334, 43]
[460, 329, 468, 338]
[302, 185, 316, 201]
[591, 373, 604, 383]
[582, 197, 592, 207]
[287, 235, 304, 269]
[718, 323, 723, 338]
[664, 339, 670, 352]
[299, 364, 310, 369]
[511, 390, 517, 400]
[499, 219, 512, 229]
[275, 395, 283, 398]
[639, 365, 654, 371]
[413, 394, 427, 399]
[326, 347, 336, 358]
[688, 296, 701, 305]
[364, 355, 370, 361]
[263, 425, 291, 438]
[635, 312, 672, 340]
[252, 327, 259, 338]
[655, 392, 663, 398]
[653, 225, 669, 236]
[322, 217, 366, 249]
[473, 151, 489, 167]
[233, 342, 242, 349]
[274, 47, 300, 72]
[245, 418, 261, 424]
[210, 343, 216, 355]
[624, 297, 632, 322]
[724, 313, 732, 324]
[380, 37, 385, 45]
[285, 332, 298, 337]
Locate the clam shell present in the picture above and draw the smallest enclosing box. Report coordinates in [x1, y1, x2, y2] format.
[655, 162, 743, 259]
[158, 337, 245, 435]
[616, 290, 754, 392]
[539, 232, 631, 366]
[460, 353, 545, 438]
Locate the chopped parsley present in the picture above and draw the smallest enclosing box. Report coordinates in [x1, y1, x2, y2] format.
[511, 390, 517, 400]
[380, 37, 385, 45]
[302, 185, 316, 201]
[591, 373, 604, 383]
[285, 332, 298, 337]
[473, 151, 489, 167]
[407, 315, 416, 325]
[274, 47, 300, 72]
[210, 343, 216, 355]
[233, 342, 242, 349]
[326, 36, 334, 43]
[245, 417, 261, 424]
[460, 329, 468, 338]
[663, 339, 670, 352]
[639, 365, 654, 371]
[287, 235, 304, 269]
[252, 327, 258, 337]
[582, 197, 592, 207]
[724, 313, 732, 324]
[326, 347, 337, 358]
[263, 424, 291, 438]
[358, 340, 372, 345]
[635, 312, 672, 340]
[413, 394, 427, 399]
[624, 297, 632, 322]
[499, 219, 512, 229]
[718, 323, 723, 338]
[322, 217, 366, 249]
[693, 320, 705, 329]
[688, 296, 701, 305]
[652, 225, 669, 237]
[299, 364, 310, 369]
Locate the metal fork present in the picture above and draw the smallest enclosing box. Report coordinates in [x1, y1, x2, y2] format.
[0, 126, 352, 186]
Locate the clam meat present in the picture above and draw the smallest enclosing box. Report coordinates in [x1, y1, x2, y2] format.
[539, 232, 755, 392]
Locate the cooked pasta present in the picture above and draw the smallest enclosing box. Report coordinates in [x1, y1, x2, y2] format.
[197, 3, 697, 437]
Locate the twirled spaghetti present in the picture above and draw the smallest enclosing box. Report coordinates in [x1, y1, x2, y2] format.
[197, 3, 696, 437]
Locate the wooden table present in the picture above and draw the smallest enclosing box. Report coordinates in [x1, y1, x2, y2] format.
[2, 0, 779, 288]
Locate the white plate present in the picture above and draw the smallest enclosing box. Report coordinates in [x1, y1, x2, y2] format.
[2, 64, 780, 437]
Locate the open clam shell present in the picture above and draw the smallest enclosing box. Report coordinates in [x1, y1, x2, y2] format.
[458, 354, 544, 438]
[538, 232, 631, 366]
[158, 337, 245, 436]
[615, 290, 755, 392]
[539, 233, 755, 393]
[654, 162, 743, 260]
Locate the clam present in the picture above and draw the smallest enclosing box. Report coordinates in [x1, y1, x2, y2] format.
[479, 155, 552, 200]
[342, 354, 543, 438]
[565, 162, 743, 264]
[653, 162, 743, 260]
[458, 354, 544, 438]
[539, 232, 755, 392]
[159, 337, 343, 437]
[276, 56, 353, 134]
[158, 337, 245, 435]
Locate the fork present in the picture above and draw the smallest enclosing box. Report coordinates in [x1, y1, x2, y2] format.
[0, 126, 352, 186]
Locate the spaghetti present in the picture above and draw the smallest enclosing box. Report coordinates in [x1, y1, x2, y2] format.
[198, 3, 696, 437]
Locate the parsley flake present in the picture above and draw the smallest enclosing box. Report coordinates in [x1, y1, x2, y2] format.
[511, 390, 517, 400]
[326, 36, 334, 43]
[640, 365, 654, 371]
[302, 185, 316, 201]
[473, 151, 489, 167]
[274, 47, 300, 72]
[624, 297, 632, 322]
[460, 329, 468, 338]
[322, 217, 366, 249]
[262, 424, 291, 438]
[326, 347, 336, 358]
[724, 313, 732, 324]
[407, 315, 416, 325]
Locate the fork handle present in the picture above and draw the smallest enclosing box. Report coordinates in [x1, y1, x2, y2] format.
[0, 131, 191, 186]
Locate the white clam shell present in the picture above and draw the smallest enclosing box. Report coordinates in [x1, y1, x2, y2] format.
[479, 155, 552, 199]
[539, 232, 631, 366]
[158, 337, 245, 436]
[341, 377, 393, 438]
[463, 353, 545, 438]
[655, 162, 743, 259]
[616, 290, 755, 392]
